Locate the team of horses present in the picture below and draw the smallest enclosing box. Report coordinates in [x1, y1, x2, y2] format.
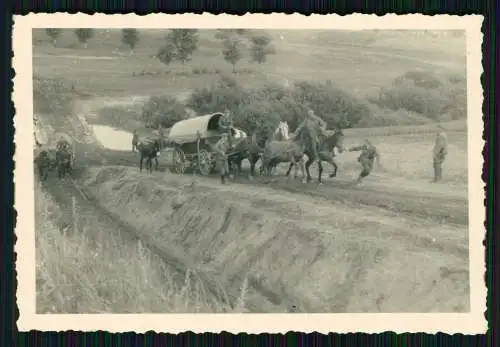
[238, 120, 345, 184]
[133, 119, 345, 183]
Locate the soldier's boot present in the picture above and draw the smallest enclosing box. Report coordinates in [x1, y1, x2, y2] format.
[432, 162, 441, 182]
[436, 163, 443, 181]
[353, 175, 363, 185]
[221, 175, 226, 184]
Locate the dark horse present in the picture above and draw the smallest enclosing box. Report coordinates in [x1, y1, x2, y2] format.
[137, 139, 161, 173]
[285, 127, 345, 183]
[56, 149, 73, 179]
[34, 150, 54, 181]
[228, 132, 269, 179]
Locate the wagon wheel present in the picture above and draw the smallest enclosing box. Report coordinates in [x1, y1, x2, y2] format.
[196, 131, 212, 176]
[172, 148, 186, 175]
[197, 149, 213, 176]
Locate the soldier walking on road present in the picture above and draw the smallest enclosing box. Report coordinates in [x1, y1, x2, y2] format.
[348, 139, 381, 185]
[213, 128, 236, 184]
[432, 125, 448, 182]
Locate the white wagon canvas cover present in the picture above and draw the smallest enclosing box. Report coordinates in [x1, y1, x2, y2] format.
[168, 113, 226, 144]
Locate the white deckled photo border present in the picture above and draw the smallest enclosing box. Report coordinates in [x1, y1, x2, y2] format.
[13, 13, 487, 334]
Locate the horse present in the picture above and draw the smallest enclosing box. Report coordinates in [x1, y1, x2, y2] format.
[137, 139, 161, 173]
[259, 121, 291, 176]
[34, 149, 54, 181]
[228, 131, 269, 179]
[56, 149, 73, 179]
[273, 121, 290, 141]
[285, 127, 345, 183]
[260, 126, 311, 183]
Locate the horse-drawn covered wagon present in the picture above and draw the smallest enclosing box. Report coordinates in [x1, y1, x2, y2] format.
[165, 112, 247, 175]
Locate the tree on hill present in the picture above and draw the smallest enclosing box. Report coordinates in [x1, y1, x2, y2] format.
[45, 29, 62, 47]
[156, 29, 199, 66]
[122, 29, 140, 54]
[73, 29, 94, 49]
[249, 34, 275, 64]
[222, 38, 243, 73]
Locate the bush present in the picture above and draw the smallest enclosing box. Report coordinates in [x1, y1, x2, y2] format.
[186, 77, 372, 133]
[356, 104, 432, 128]
[370, 70, 467, 120]
[141, 95, 188, 129]
[233, 100, 281, 136]
[97, 105, 143, 131]
[290, 80, 371, 128]
[186, 75, 250, 116]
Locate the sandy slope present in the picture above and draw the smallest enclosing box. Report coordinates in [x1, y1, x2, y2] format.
[81, 166, 469, 312]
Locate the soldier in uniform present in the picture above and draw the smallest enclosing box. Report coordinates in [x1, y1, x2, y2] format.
[295, 109, 327, 163]
[157, 124, 166, 149]
[348, 139, 380, 185]
[56, 135, 70, 152]
[432, 125, 448, 182]
[218, 108, 234, 130]
[132, 130, 139, 152]
[213, 128, 235, 184]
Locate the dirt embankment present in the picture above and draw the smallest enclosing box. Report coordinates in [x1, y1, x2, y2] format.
[82, 166, 470, 313]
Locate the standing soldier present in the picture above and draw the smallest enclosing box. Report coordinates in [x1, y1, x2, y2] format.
[432, 125, 448, 182]
[219, 108, 234, 130]
[132, 130, 139, 152]
[213, 128, 235, 184]
[56, 135, 70, 152]
[348, 139, 381, 185]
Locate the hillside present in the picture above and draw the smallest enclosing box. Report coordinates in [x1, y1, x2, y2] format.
[33, 28, 466, 96]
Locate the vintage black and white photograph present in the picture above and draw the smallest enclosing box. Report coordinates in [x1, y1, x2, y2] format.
[14, 14, 486, 333]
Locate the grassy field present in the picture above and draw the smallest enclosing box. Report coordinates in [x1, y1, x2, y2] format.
[33, 28, 466, 97]
[35, 181, 248, 313]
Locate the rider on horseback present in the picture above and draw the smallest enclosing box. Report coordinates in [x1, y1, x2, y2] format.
[295, 109, 327, 163]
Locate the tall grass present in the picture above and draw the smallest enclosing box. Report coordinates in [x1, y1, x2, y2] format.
[35, 184, 248, 313]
